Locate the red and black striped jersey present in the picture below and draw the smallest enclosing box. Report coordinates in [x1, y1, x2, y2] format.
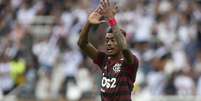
[93, 52, 139, 101]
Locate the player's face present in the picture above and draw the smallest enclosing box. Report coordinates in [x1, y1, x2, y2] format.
[105, 33, 120, 56]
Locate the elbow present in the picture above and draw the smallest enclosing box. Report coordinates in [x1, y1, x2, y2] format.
[77, 40, 83, 48]
[77, 40, 81, 47]
[77, 40, 87, 48]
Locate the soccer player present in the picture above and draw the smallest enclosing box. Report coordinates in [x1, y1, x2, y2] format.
[78, 0, 139, 101]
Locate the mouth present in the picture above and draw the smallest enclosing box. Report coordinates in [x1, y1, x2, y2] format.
[107, 47, 114, 53]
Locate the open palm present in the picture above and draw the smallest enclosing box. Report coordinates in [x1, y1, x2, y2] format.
[100, 0, 118, 19]
[88, 7, 105, 24]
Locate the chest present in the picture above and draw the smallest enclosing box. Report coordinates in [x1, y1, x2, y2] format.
[100, 60, 133, 91]
[102, 59, 125, 76]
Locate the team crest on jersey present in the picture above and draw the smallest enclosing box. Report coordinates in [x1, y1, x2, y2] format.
[113, 63, 121, 73]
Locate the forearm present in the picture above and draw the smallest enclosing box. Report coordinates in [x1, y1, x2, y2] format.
[109, 18, 134, 64]
[78, 22, 92, 47]
[77, 21, 99, 59]
[110, 23, 128, 50]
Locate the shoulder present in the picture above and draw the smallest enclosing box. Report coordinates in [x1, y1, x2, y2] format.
[132, 53, 139, 66]
[122, 52, 139, 73]
[93, 51, 107, 67]
[124, 52, 139, 67]
[122, 53, 139, 82]
[96, 51, 107, 61]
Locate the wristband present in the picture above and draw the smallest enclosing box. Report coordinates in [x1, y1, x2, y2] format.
[108, 18, 117, 27]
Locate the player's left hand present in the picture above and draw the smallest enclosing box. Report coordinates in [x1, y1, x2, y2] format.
[100, 0, 118, 19]
[88, 6, 105, 24]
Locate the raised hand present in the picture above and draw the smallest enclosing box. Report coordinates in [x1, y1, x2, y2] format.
[88, 6, 105, 24]
[100, 0, 118, 19]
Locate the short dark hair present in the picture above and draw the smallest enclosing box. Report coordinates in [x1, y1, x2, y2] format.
[107, 27, 127, 37]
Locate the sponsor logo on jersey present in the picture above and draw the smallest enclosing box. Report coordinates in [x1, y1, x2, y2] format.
[101, 77, 117, 88]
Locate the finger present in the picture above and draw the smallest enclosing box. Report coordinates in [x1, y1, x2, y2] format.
[114, 2, 117, 7]
[99, 5, 104, 14]
[87, 9, 93, 14]
[114, 4, 119, 13]
[102, 0, 107, 8]
[104, 0, 108, 7]
[101, 1, 106, 8]
[94, 7, 99, 13]
[96, 13, 102, 18]
[95, 5, 102, 13]
[107, 0, 110, 6]
[97, 7, 104, 15]
[96, 7, 101, 13]
[99, 4, 104, 10]
[103, 0, 108, 7]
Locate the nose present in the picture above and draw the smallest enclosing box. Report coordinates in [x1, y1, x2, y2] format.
[107, 40, 112, 46]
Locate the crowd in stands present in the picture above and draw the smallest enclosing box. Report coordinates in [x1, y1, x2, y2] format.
[0, 0, 201, 101]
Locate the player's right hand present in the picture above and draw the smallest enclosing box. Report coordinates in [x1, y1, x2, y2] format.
[88, 6, 105, 24]
[100, 0, 118, 19]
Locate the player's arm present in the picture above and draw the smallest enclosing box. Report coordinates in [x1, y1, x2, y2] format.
[78, 6, 105, 60]
[110, 23, 134, 64]
[78, 22, 98, 59]
[112, 24, 134, 64]
[100, 0, 134, 64]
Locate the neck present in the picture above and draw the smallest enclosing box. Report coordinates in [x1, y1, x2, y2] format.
[109, 52, 123, 60]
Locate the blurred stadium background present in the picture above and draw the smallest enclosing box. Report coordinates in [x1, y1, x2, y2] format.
[0, 0, 201, 101]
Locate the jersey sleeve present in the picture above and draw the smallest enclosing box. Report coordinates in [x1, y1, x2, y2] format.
[124, 54, 139, 82]
[93, 51, 106, 70]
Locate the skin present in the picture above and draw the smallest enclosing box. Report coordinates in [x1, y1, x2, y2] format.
[105, 32, 120, 56]
[78, 0, 134, 64]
